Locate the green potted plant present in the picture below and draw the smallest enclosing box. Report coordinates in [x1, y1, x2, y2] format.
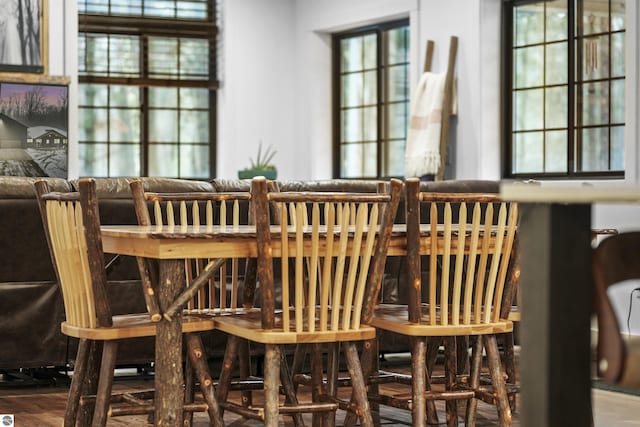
[238, 142, 278, 180]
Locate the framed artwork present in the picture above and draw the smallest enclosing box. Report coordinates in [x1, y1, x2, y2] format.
[0, 0, 47, 73]
[0, 82, 68, 178]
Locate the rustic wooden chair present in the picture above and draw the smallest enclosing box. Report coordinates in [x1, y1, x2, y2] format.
[214, 176, 402, 426]
[35, 178, 223, 427]
[369, 178, 518, 427]
[129, 178, 258, 417]
[592, 231, 640, 388]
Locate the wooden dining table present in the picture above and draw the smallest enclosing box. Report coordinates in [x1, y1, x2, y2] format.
[100, 222, 509, 424]
[500, 183, 640, 427]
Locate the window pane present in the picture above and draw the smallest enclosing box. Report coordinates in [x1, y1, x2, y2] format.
[79, 108, 108, 142]
[149, 144, 178, 176]
[545, 87, 567, 129]
[180, 39, 209, 79]
[583, 1, 609, 35]
[363, 106, 377, 142]
[362, 142, 377, 177]
[180, 88, 209, 109]
[110, 35, 140, 77]
[341, 74, 362, 108]
[611, 80, 625, 123]
[79, 143, 108, 176]
[545, 130, 567, 172]
[546, 0, 568, 42]
[514, 3, 544, 46]
[109, 143, 140, 175]
[583, 35, 609, 80]
[387, 103, 407, 139]
[149, 110, 179, 142]
[546, 42, 567, 85]
[180, 111, 209, 143]
[611, 126, 624, 170]
[150, 87, 178, 108]
[177, 1, 208, 19]
[514, 89, 543, 131]
[611, 32, 625, 78]
[582, 82, 609, 126]
[580, 127, 609, 172]
[110, 108, 140, 142]
[180, 144, 209, 178]
[341, 37, 363, 72]
[110, 85, 139, 107]
[612, 1, 626, 31]
[388, 65, 408, 102]
[149, 37, 178, 78]
[342, 109, 362, 143]
[387, 27, 407, 65]
[79, 84, 108, 106]
[110, 0, 142, 15]
[363, 71, 377, 105]
[515, 46, 543, 88]
[341, 143, 363, 178]
[513, 132, 544, 173]
[363, 34, 377, 69]
[383, 139, 405, 177]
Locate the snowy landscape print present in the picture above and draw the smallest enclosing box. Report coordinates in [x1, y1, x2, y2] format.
[0, 83, 68, 178]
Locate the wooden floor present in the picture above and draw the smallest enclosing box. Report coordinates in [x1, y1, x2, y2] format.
[1, 359, 639, 426]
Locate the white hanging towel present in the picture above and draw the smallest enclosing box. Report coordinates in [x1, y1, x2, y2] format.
[404, 72, 447, 177]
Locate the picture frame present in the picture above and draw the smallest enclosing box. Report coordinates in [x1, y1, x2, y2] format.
[0, 0, 48, 74]
[0, 82, 68, 178]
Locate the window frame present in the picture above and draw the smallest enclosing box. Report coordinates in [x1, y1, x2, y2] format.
[332, 18, 410, 180]
[502, 0, 626, 180]
[78, 1, 218, 178]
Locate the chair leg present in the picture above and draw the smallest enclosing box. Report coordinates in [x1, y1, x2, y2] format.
[325, 342, 340, 427]
[186, 333, 223, 427]
[484, 335, 512, 427]
[501, 332, 517, 413]
[92, 340, 118, 427]
[77, 341, 102, 426]
[443, 337, 458, 427]
[184, 352, 195, 427]
[465, 336, 484, 427]
[264, 344, 281, 427]
[425, 337, 440, 425]
[410, 337, 427, 427]
[279, 347, 305, 427]
[343, 342, 374, 427]
[64, 338, 91, 427]
[310, 343, 324, 427]
[216, 335, 239, 408]
[239, 338, 253, 407]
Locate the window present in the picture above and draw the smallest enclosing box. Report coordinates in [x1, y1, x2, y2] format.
[78, 0, 217, 178]
[504, 0, 626, 178]
[333, 20, 410, 179]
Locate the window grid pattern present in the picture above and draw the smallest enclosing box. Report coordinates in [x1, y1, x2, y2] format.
[334, 20, 409, 179]
[507, 0, 625, 178]
[78, 0, 215, 179]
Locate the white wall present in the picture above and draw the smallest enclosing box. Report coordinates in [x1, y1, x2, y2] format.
[217, 0, 296, 179]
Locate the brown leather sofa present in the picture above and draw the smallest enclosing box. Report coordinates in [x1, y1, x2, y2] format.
[0, 176, 499, 370]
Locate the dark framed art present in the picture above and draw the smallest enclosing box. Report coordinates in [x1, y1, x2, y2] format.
[0, 82, 68, 178]
[0, 0, 47, 73]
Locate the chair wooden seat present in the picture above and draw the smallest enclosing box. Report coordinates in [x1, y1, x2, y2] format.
[373, 304, 512, 337]
[61, 313, 216, 340]
[216, 309, 377, 344]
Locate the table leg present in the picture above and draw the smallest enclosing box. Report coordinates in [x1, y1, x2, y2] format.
[155, 259, 185, 426]
[519, 203, 592, 427]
